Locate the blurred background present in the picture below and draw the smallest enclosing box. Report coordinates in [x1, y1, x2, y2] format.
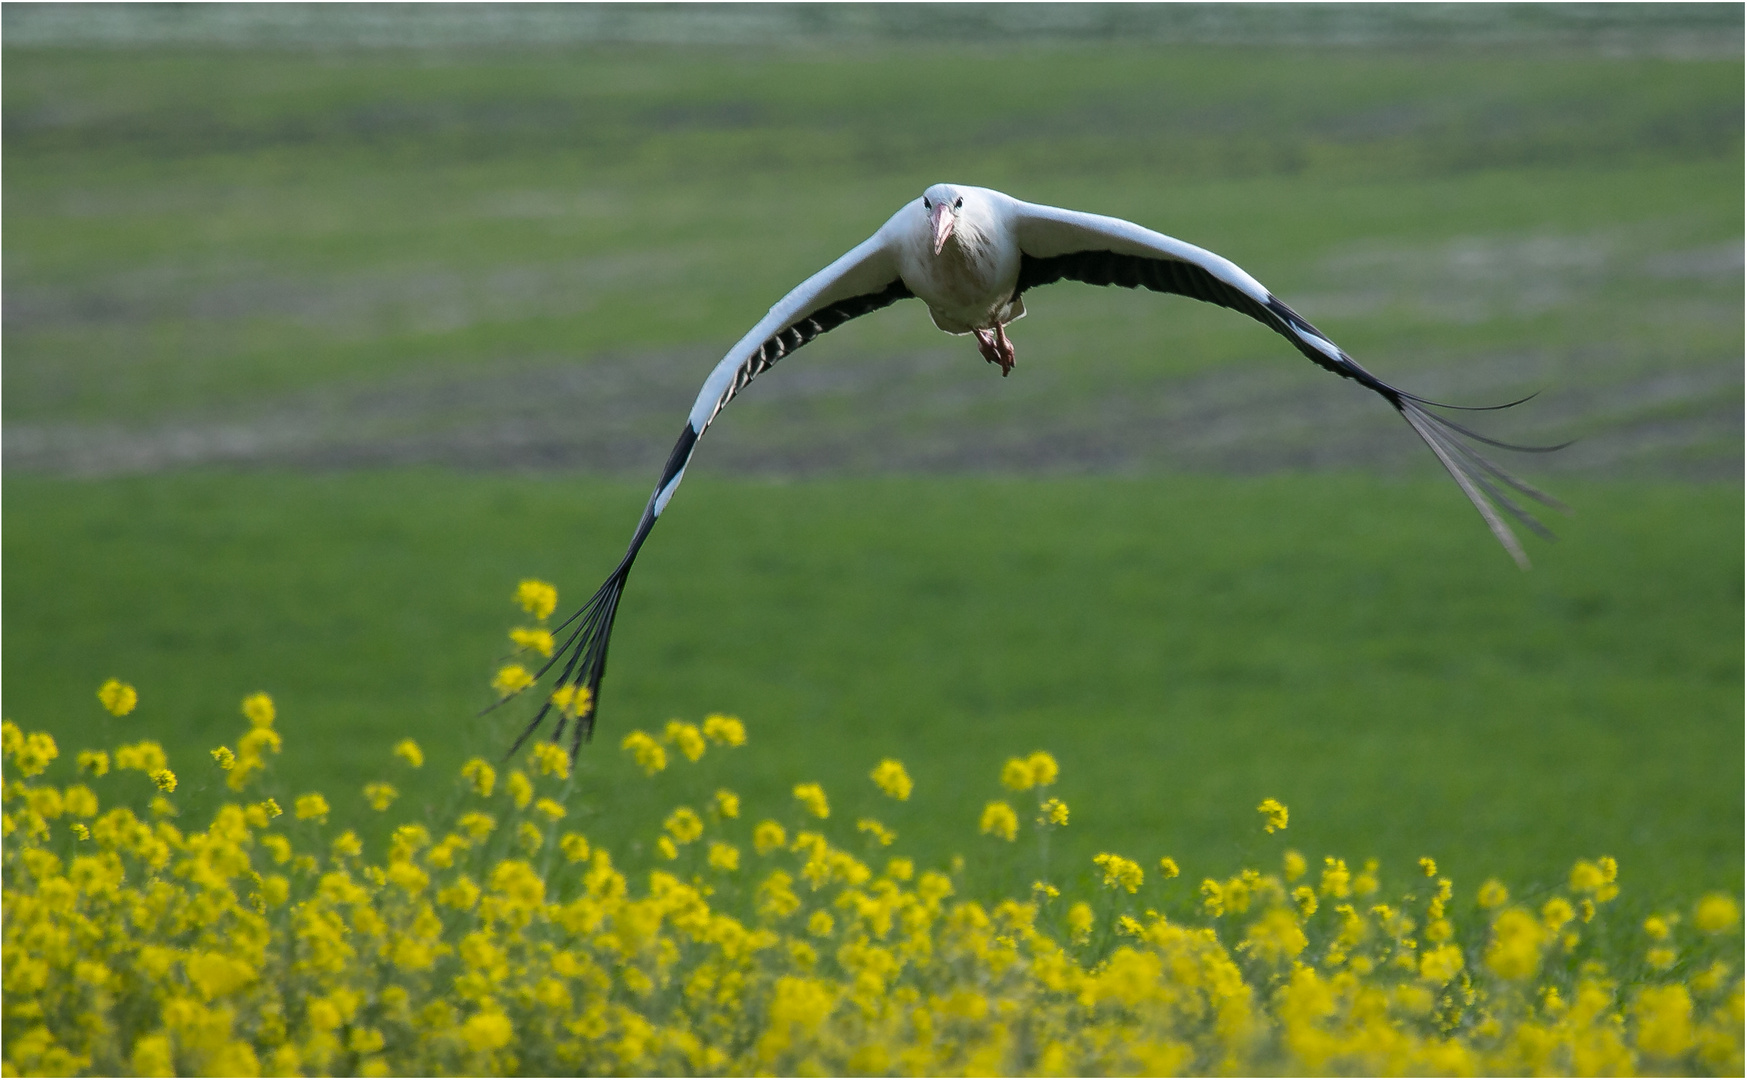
[5, 3, 1741, 899]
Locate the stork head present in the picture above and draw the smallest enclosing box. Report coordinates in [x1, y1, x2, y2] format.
[920, 183, 967, 256]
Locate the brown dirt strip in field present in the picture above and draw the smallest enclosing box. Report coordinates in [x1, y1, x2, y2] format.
[6, 343, 1737, 482]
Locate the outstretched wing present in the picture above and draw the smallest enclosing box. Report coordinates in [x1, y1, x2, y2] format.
[504, 220, 915, 758]
[1008, 198, 1565, 568]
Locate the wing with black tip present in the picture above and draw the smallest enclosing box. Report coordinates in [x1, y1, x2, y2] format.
[1008, 197, 1565, 569]
[505, 220, 914, 757]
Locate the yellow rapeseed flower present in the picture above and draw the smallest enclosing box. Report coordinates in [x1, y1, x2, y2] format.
[664, 806, 704, 844]
[870, 759, 913, 800]
[9, 700, 1744, 1079]
[11, 730, 59, 777]
[1542, 897, 1576, 933]
[295, 793, 330, 822]
[1485, 907, 1545, 980]
[1321, 857, 1351, 899]
[211, 746, 236, 770]
[621, 730, 666, 775]
[114, 740, 165, 774]
[663, 720, 707, 762]
[793, 782, 829, 820]
[1694, 893, 1739, 934]
[62, 785, 97, 818]
[1038, 797, 1069, 826]
[461, 1010, 514, 1053]
[1478, 878, 1510, 909]
[1257, 798, 1288, 833]
[507, 770, 533, 809]
[364, 782, 398, 811]
[1353, 858, 1379, 897]
[1643, 914, 1672, 941]
[1067, 902, 1095, 942]
[1243, 908, 1308, 966]
[708, 841, 740, 872]
[534, 798, 565, 822]
[77, 749, 110, 776]
[549, 684, 594, 721]
[515, 579, 557, 621]
[1420, 943, 1465, 983]
[1027, 751, 1060, 787]
[461, 758, 497, 797]
[1159, 857, 1180, 879]
[980, 801, 1019, 842]
[754, 820, 787, 854]
[850, 818, 892, 847]
[1094, 853, 1144, 893]
[1691, 960, 1731, 995]
[261, 835, 292, 864]
[530, 742, 569, 779]
[509, 627, 554, 657]
[714, 788, 740, 819]
[1202, 879, 1227, 917]
[1419, 856, 1438, 877]
[1000, 757, 1034, 791]
[457, 812, 495, 839]
[132, 1034, 173, 1074]
[97, 678, 138, 717]
[701, 713, 747, 746]
[1634, 984, 1695, 1059]
[150, 768, 177, 793]
[242, 692, 275, 728]
[1283, 850, 1306, 881]
[491, 664, 534, 698]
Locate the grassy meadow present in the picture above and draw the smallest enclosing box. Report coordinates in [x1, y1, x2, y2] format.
[4, 469, 1741, 907]
[4, 6, 1742, 911]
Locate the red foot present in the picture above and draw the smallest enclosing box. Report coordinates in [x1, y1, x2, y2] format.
[975, 324, 1016, 376]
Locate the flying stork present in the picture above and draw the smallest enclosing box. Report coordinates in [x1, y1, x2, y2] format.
[507, 183, 1563, 757]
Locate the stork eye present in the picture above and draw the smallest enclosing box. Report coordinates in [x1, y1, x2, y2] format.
[954, 197, 963, 208]
[922, 197, 931, 209]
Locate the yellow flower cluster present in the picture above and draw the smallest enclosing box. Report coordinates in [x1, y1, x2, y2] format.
[869, 759, 912, 801]
[513, 578, 557, 621]
[1000, 750, 1059, 791]
[2, 675, 1742, 1077]
[1257, 796, 1289, 833]
[979, 801, 1019, 842]
[96, 679, 138, 718]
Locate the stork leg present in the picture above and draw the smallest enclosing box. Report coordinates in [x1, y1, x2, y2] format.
[975, 323, 1017, 376]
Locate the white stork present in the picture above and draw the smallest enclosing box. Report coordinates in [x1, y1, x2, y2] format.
[510, 183, 1563, 755]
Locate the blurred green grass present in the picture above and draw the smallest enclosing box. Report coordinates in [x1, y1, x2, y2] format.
[4, 41, 1739, 460]
[3, 15, 1741, 901]
[5, 471, 1739, 902]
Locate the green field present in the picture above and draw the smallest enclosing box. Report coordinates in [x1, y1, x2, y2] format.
[3, 7, 1741, 908]
[6, 471, 1739, 906]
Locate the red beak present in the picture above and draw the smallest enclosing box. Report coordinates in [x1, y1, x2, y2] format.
[930, 202, 955, 255]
